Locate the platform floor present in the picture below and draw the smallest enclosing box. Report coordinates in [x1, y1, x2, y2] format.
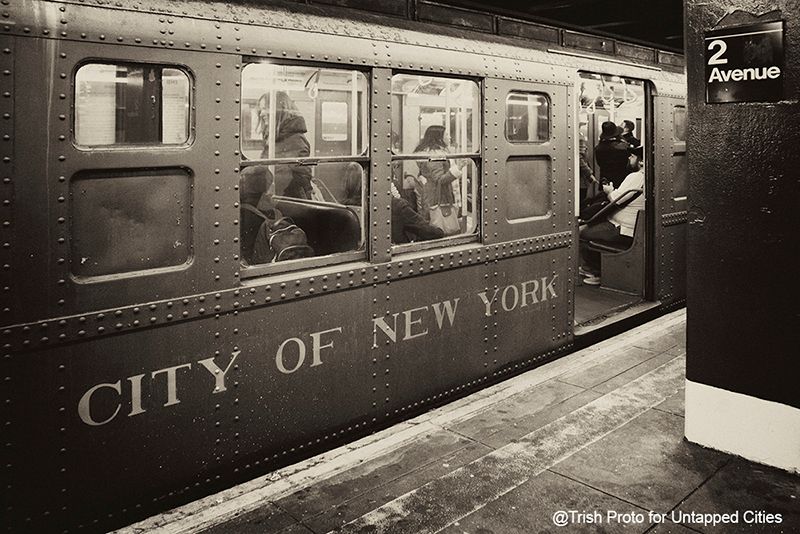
[118, 309, 800, 534]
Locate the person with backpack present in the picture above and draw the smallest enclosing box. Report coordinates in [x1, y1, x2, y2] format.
[240, 165, 314, 264]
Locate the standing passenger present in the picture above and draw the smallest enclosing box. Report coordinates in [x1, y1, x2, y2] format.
[594, 121, 630, 188]
[414, 125, 463, 235]
[257, 91, 314, 199]
[620, 119, 641, 147]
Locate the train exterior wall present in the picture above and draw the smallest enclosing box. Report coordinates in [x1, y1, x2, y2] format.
[2, 0, 685, 530]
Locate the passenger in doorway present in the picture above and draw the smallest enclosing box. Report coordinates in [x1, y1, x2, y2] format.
[578, 137, 598, 217]
[621, 120, 641, 147]
[390, 183, 445, 244]
[257, 90, 313, 199]
[594, 121, 630, 188]
[579, 145, 645, 286]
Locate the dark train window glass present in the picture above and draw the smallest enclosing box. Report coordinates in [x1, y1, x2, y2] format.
[389, 159, 479, 245]
[240, 64, 368, 160]
[390, 75, 480, 155]
[239, 162, 365, 266]
[505, 157, 551, 219]
[673, 106, 687, 141]
[672, 154, 687, 199]
[505, 93, 550, 143]
[74, 63, 190, 146]
[70, 169, 192, 278]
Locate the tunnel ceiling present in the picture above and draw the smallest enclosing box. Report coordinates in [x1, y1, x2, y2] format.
[440, 0, 684, 51]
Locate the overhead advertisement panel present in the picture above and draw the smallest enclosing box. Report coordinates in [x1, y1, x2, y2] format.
[704, 21, 784, 104]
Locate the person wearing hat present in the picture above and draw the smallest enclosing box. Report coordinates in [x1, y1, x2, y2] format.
[579, 144, 645, 285]
[594, 121, 630, 187]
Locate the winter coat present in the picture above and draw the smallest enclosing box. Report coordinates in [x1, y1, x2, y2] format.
[415, 155, 459, 219]
[261, 93, 313, 199]
[391, 197, 444, 244]
[594, 138, 630, 187]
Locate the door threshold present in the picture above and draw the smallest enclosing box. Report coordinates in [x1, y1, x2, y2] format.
[574, 299, 661, 337]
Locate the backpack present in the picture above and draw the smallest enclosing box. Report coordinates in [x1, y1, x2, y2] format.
[242, 204, 314, 263]
[267, 217, 314, 261]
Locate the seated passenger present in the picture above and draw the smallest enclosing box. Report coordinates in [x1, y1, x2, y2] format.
[391, 183, 444, 244]
[257, 90, 313, 199]
[243, 166, 314, 264]
[240, 165, 276, 264]
[341, 162, 362, 206]
[579, 145, 645, 286]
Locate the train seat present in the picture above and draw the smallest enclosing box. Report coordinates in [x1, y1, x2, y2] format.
[273, 196, 361, 255]
[587, 210, 645, 294]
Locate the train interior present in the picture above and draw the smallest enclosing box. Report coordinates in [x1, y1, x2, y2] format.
[238, 67, 483, 265]
[574, 73, 651, 331]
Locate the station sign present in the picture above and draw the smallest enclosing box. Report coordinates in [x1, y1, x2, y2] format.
[705, 21, 784, 104]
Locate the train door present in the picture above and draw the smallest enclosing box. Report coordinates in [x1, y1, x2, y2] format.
[483, 79, 573, 365]
[574, 72, 651, 331]
[653, 93, 688, 306]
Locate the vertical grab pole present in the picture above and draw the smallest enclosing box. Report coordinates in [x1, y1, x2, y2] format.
[351, 71, 358, 156]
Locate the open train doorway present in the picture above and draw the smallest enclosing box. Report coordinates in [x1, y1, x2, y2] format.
[574, 72, 654, 333]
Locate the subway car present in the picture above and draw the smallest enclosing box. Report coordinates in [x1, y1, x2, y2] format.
[2, 1, 687, 531]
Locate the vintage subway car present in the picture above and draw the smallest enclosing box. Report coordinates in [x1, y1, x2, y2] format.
[1, 0, 687, 531]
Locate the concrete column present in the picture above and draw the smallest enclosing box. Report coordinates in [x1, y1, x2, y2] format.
[684, 1, 799, 472]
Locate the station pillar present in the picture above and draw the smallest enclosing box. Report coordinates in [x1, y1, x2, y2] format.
[684, 1, 799, 472]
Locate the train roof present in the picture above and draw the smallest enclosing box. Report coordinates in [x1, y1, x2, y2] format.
[15, 0, 684, 94]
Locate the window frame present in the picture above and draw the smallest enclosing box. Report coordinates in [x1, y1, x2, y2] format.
[389, 72, 483, 254]
[238, 60, 372, 279]
[504, 91, 551, 144]
[72, 59, 195, 150]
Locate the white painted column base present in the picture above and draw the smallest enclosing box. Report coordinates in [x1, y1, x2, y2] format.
[685, 379, 800, 474]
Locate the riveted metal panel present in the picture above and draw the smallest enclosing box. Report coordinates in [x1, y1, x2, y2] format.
[658, 50, 685, 68]
[417, 1, 494, 33]
[9, 1, 680, 83]
[616, 42, 657, 63]
[0, 36, 13, 326]
[497, 17, 560, 44]
[10, 40, 237, 324]
[485, 79, 571, 244]
[378, 262, 489, 417]
[563, 31, 616, 55]
[6, 288, 375, 531]
[314, 0, 409, 18]
[653, 94, 687, 305]
[370, 68, 392, 264]
[491, 248, 572, 367]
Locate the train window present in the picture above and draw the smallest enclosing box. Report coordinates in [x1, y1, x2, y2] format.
[390, 74, 481, 247]
[390, 75, 480, 154]
[390, 159, 479, 244]
[70, 169, 192, 278]
[239, 162, 365, 266]
[673, 106, 687, 141]
[505, 93, 550, 142]
[240, 64, 368, 160]
[238, 63, 368, 272]
[74, 63, 190, 146]
[505, 157, 551, 219]
[673, 154, 687, 199]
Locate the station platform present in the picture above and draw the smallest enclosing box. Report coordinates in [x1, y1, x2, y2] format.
[117, 310, 800, 534]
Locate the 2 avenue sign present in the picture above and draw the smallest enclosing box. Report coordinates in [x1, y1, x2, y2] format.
[705, 21, 784, 104]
